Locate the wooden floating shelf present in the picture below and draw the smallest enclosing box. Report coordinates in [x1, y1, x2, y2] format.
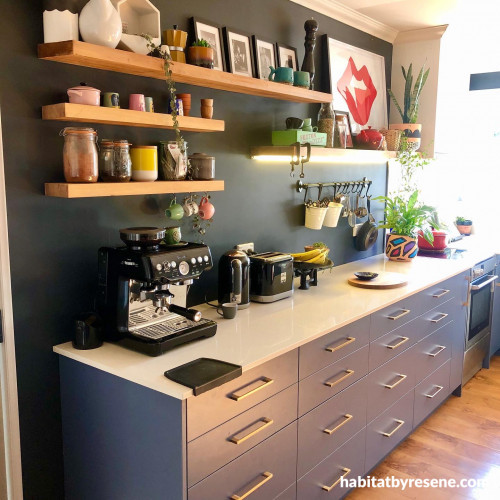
[42, 103, 225, 132]
[250, 146, 397, 161]
[38, 41, 333, 104]
[45, 180, 225, 198]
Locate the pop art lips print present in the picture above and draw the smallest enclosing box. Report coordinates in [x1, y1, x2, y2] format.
[337, 57, 378, 126]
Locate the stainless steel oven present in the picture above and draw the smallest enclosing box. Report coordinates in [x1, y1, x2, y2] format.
[463, 257, 498, 385]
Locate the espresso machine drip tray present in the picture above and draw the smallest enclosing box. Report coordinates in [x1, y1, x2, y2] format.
[130, 315, 215, 341]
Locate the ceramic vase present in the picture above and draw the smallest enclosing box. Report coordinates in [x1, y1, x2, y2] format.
[385, 234, 418, 262]
[79, 0, 122, 48]
[389, 123, 422, 151]
[43, 0, 83, 43]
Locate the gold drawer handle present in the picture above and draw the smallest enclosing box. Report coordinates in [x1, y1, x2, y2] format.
[230, 377, 274, 401]
[431, 313, 448, 323]
[323, 414, 353, 435]
[385, 336, 409, 350]
[382, 419, 405, 437]
[230, 471, 273, 500]
[325, 337, 356, 353]
[321, 467, 351, 492]
[324, 369, 355, 388]
[387, 309, 410, 321]
[427, 345, 446, 357]
[425, 385, 444, 399]
[383, 374, 407, 389]
[433, 289, 450, 298]
[229, 418, 274, 445]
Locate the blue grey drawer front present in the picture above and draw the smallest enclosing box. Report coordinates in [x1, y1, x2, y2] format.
[275, 483, 297, 500]
[365, 390, 414, 472]
[366, 345, 416, 423]
[187, 349, 298, 441]
[418, 273, 464, 312]
[414, 359, 451, 427]
[188, 422, 298, 500]
[299, 345, 369, 416]
[297, 428, 366, 500]
[416, 298, 460, 342]
[370, 293, 423, 341]
[188, 384, 298, 487]
[298, 377, 367, 477]
[299, 316, 370, 380]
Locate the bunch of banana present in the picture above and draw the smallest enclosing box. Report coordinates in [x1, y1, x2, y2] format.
[291, 247, 330, 264]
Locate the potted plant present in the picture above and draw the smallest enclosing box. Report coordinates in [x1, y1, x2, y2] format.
[388, 63, 429, 151]
[456, 216, 473, 235]
[188, 39, 215, 69]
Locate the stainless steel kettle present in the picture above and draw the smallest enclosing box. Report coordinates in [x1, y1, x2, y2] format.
[218, 250, 250, 309]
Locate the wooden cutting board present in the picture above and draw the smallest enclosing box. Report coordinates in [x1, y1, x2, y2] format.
[348, 272, 408, 289]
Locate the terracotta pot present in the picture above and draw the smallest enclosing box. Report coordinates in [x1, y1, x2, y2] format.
[456, 224, 472, 235]
[188, 46, 214, 69]
[176, 93, 191, 116]
[385, 233, 418, 262]
[389, 123, 422, 150]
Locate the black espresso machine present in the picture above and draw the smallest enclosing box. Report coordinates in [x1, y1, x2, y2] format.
[97, 227, 217, 356]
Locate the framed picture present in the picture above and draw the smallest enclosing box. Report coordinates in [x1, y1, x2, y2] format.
[252, 35, 277, 80]
[223, 27, 255, 77]
[190, 17, 226, 71]
[334, 110, 354, 148]
[324, 35, 387, 133]
[276, 43, 298, 71]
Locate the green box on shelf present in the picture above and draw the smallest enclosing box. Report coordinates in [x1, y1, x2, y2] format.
[272, 130, 327, 147]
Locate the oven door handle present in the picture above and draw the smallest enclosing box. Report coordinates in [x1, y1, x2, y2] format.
[471, 275, 498, 290]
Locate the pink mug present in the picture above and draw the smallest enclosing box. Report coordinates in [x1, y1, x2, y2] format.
[198, 196, 215, 220]
[129, 94, 145, 111]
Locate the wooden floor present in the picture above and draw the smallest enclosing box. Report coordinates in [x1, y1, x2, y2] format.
[346, 356, 500, 499]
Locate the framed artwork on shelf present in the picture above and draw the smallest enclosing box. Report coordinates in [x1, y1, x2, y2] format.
[252, 35, 277, 80]
[223, 27, 255, 77]
[276, 43, 298, 71]
[324, 35, 387, 134]
[190, 17, 226, 71]
[334, 110, 354, 148]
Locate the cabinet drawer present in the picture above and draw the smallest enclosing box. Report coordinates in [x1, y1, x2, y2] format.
[188, 384, 297, 487]
[298, 377, 367, 477]
[297, 428, 366, 500]
[299, 345, 369, 416]
[275, 483, 296, 500]
[414, 359, 451, 427]
[370, 294, 423, 341]
[416, 298, 461, 342]
[366, 345, 416, 422]
[419, 274, 464, 312]
[299, 316, 370, 379]
[414, 321, 454, 384]
[365, 390, 414, 472]
[188, 422, 297, 500]
[187, 349, 298, 441]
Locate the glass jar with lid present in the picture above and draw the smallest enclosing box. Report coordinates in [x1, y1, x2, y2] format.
[317, 103, 335, 148]
[61, 127, 98, 182]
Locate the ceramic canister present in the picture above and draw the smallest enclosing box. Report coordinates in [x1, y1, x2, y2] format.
[130, 146, 158, 181]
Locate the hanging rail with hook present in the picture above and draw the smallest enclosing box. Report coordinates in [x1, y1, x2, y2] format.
[296, 177, 372, 194]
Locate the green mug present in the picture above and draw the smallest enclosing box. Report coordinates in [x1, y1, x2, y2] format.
[103, 92, 120, 108]
[268, 66, 294, 85]
[164, 226, 182, 245]
[293, 71, 310, 89]
[165, 199, 184, 220]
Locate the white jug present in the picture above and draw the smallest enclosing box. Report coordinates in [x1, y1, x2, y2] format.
[79, 0, 122, 48]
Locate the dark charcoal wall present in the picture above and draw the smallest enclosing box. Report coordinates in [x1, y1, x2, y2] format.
[0, 0, 392, 497]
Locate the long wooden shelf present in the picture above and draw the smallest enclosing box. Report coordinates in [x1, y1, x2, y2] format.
[42, 103, 225, 132]
[38, 41, 333, 104]
[250, 146, 397, 161]
[45, 180, 225, 198]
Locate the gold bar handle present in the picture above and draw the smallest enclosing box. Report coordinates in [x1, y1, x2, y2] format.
[324, 369, 355, 388]
[323, 414, 353, 435]
[229, 418, 274, 445]
[325, 337, 356, 353]
[387, 309, 410, 321]
[321, 467, 351, 492]
[385, 336, 409, 350]
[425, 385, 444, 399]
[433, 289, 450, 298]
[230, 472, 273, 500]
[230, 377, 274, 401]
[382, 419, 405, 437]
[383, 374, 407, 389]
[431, 313, 448, 323]
[427, 345, 446, 357]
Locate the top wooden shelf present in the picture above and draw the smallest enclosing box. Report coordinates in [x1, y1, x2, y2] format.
[38, 41, 333, 104]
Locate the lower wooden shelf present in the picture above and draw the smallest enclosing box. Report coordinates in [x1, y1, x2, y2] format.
[44, 180, 225, 198]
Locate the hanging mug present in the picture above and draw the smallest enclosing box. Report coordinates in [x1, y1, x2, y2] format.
[183, 197, 199, 216]
[198, 196, 215, 220]
[165, 198, 184, 220]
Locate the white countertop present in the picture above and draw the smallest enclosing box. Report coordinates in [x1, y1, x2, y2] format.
[54, 238, 498, 400]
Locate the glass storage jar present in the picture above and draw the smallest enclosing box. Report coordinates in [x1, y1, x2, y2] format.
[113, 140, 132, 182]
[61, 127, 98, 182]
[317, 103, 335, 148]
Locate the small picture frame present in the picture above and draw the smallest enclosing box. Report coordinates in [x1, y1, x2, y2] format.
[190, 17, 226, 71]
[276, 43, 298, 70]
[334, 110, 354, 148]
[252, 35, 277, 80]
[223, 27, 255, 78]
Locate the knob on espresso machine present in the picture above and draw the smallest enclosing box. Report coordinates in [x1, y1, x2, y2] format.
[218, 250, 250, 309]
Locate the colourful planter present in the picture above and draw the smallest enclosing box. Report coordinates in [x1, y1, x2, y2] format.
[188, 46, 214, 69]
[385, 234, 418, 262]
[389, 123, 422, 151]
[456, 224, 472, 235]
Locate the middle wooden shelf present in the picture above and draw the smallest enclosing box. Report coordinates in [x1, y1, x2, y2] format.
[42, 103, 225, 132]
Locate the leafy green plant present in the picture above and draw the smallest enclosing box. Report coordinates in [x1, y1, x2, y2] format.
[456, 216, 472, 225]
[388, 63, 429, 123]
[192, 39, 212, 48]
[394, 138, 431, 199]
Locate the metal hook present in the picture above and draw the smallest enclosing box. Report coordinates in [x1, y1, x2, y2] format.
[303, 185, 309, 204]
[318, 183, 323, 200]
[365, 181, 372, 197]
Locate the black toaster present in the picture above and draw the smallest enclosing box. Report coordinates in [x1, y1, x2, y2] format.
[249, 252, 294, 303]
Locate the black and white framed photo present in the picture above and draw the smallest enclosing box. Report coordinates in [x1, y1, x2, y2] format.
[190, 17, 226, 71]
[223, 27, 255, 77]
[252, 35, 277, 80]
[276, 43, 298, 70]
